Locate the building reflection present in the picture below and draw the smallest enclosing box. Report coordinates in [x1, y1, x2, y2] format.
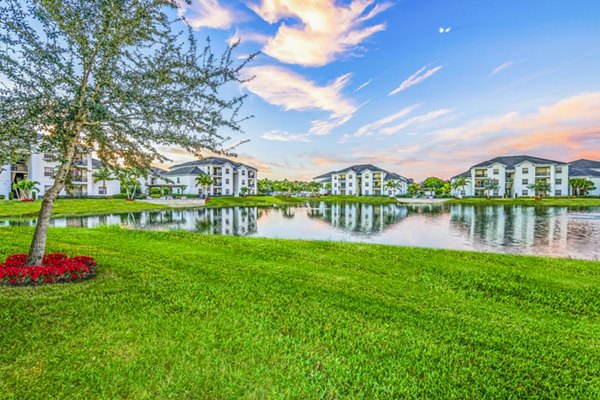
[449, 205, 573, 252]
[307, 202, 408, 234]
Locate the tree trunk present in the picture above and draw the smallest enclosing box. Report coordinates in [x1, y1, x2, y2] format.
[26, 141, 78, 266]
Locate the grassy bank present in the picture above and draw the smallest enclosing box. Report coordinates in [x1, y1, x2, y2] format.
[0, 199, 170, 218]
[1, 228, 599, 398]
[449, 197, 600, 207]
[205, 195, 397, 208]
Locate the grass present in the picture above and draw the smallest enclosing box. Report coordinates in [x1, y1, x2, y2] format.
[1, 227, 599, 399]
[205, 195, 398, 208]
[0, 199, 170, 218]
[449, 197, 600, 207]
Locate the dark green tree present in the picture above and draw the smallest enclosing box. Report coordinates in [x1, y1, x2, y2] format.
[0, 0, 254, 265]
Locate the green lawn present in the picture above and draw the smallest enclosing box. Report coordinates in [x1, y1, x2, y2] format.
[0, 199, 170, 218]
[449, 197, 600, 207]
[1, 228, 599, 399]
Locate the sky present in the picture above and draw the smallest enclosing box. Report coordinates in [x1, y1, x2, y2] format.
[162, 0, 600, 181]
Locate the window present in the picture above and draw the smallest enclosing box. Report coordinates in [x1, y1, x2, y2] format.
[242, 170, 246, 175]
[522, 179, 528, 185]
[555, 190, 562, 196]
[556, 167, 562, 173]
[555, 179, 562, 185]
[225, 179, 230, 184]
[365, 190, 369, 195]
[365, 174, 369, 178]
[334, 183, 337, 188]
[366, 182, 370, 187]
[522, 190, 528, 196]
[522, 168, 529, 174]
[493, 169, 499, 175]
[349, 182, 353, 187]
[99, 187, 107, 195]
[43, 153, 55, 162]
[176, 177, 180, 183]
[225, 169, 230, 174]
[226, 189, 230, 195]
[242, 180, 246, 185]
[44, 167, 54, 177]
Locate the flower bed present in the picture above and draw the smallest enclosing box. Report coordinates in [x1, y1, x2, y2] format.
[0, 253, 96, 286]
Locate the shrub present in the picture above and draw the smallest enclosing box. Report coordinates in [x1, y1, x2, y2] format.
[0, 194, 5, 200]
[0, 253, 96, 286]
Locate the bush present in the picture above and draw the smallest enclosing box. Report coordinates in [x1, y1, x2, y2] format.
[0, 194, 5, 200]
[0, 253, 96, 286]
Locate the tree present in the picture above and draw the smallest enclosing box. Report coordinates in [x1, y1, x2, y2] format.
[12, 180, 40, 200]
[481, 178, 500, 198]
[408, 183, 420, 197]
[451, 177, 468, 197]
[257, 179, 274, 195]
[384, 180, 400, 197]
[422, 177, 446, 196]
[240, 186, 249, 197]
[528, 180, 552, 197]
[118, 168, 143, 200]
[196, 174, 214, 196]
[0, 0, 253, 265]
[325, 182, 332, 193]
[92, 167, 113, 194]
[570, 178, 596, 196]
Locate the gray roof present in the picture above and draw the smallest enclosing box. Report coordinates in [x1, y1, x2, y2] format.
[315, 164, 408, 182]
[569, 167, 600, 177]
[171, 156, 257, 171]
[472, 155, 567, 169]
[451, 171, 471, 180]
[568, 159, 600, 177]
[161, 166, 205, 176]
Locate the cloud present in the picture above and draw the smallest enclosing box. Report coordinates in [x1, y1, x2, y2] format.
[491, 61, 515, 76]
[242, 65, 357, 135]
[354, 79, 373, 92]
[354, 105, 420, 137]
[248, 0, 392, 67]
[262, 130, 312, 142]
[379, 109, 454, 135]
[389, 64, 443, 95]
[227, 29, 271, 46]
[439, 27, 451, 33]
[176, 0, 234, 29]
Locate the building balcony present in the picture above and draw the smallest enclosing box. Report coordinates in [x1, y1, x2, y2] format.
[10, 164, 28, 173]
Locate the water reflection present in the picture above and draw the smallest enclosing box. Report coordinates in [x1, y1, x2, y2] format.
[2, 202, 599, 260]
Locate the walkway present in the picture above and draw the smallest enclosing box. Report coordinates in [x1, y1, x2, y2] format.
[140, 199, 206, 208]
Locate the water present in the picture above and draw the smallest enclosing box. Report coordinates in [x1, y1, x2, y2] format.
[3, 202, 600, 260]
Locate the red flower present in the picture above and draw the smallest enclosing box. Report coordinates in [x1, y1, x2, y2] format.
[1, 253, 96, 286]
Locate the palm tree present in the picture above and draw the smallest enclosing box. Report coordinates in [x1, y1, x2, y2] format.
[195, 174, 213, 197]
[528, 180, 552, 197]
[482, 178, 500, 198]
[384, 180, 399, 197]
[451, 177, 468, 197]
[92, 167, 113, 195]
[12, 180, 40, 200]
[570, 178, 596, 196]
[240, 186, 249, 197]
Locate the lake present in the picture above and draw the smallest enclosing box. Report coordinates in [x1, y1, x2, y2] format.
[3, 202, 600, 260]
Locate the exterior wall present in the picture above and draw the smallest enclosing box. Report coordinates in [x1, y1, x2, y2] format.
[513, 162, 569, 197]
[330, 169, 405, 196]
[0, 165, 10, 198]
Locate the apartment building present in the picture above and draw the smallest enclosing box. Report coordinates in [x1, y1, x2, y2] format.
[0, 152, 120, 199]
[450, 155, 570, 197]
[143, 157, 258, 197]
[568, 159, 600, 196]
[313, 164, 409, 196]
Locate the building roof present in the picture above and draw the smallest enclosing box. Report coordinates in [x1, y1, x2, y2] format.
[569, 167, 600, 177]
[170, 156, 257, 171]
[161, 166, 206, 176]
[314, 165, 408, 182]
[472, 155, 567, 169]
[450, 171, 471, 180]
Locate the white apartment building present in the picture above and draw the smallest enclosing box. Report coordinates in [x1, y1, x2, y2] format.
[569, 159, 600, 196]
[142, 157, 258, 197]
[313, 164, 409, 197]
[450, 155, 570, 198]
[0, 152, 120, 199]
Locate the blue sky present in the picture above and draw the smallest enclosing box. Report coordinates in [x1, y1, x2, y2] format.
[165, 0, 600, 180]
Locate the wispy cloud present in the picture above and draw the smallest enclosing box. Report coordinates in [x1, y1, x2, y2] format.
[227, 29, 271, 46]
[176, 0, 234, 30]
[438, 26, 451, 34]
[354, 79, 373, 92]
[379, 109, 455, 135]
[354, 105, 420, 137]
[242, 65, 357, 135]
[491, 61, 515, 76]
[389, 64, 443, 96]
[262, 130, 312, 142]
[248, 0, 392, 67]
